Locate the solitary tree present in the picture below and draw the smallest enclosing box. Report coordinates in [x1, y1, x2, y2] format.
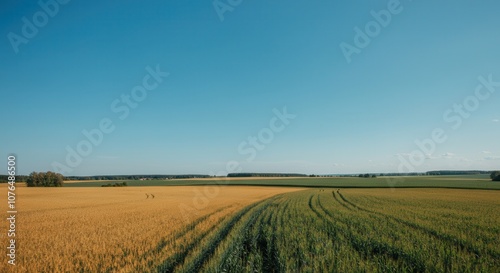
[491, 171, 500, 181]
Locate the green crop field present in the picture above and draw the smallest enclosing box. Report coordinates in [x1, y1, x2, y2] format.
[64, 175, 500, 190]
[167, 188, 499, 272]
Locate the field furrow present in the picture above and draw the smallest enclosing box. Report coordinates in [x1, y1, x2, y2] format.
[176, 197, 272, 272]
[338, 191, 500, 261]
[155, 206, 234, 272]
[313, 193, 430, 272]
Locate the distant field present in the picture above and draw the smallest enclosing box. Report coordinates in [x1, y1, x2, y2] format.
[2, 186, 498, 272]
[63, 175, 500, 190]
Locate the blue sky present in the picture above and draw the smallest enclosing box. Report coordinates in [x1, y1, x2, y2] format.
[1, 0, 499, 175]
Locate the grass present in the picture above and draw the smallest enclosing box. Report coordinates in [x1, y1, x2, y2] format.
[63, 175, 500, 190]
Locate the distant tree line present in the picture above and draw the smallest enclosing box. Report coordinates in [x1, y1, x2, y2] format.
[0, 175, 28, 182]
[64, 174, 211, 181]
[491, 171, 500, 181]
[336, 170, 492, 177]
[426, 170, 491, 176]
[358, 174, 377, 178]
[1, 170, 497, 183]
[26, 172, 64, 187]
[227, 173, 308, 178]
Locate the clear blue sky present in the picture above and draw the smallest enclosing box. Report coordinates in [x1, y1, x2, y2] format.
[1, 0, 499, 175]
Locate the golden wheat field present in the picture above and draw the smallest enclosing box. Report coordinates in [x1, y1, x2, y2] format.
[0, 185, 301, 272]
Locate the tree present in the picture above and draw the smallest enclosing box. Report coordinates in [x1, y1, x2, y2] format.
[26, 172, 42, 187]
[491, 171, 500, 181]
[27, 172, 64, 187]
